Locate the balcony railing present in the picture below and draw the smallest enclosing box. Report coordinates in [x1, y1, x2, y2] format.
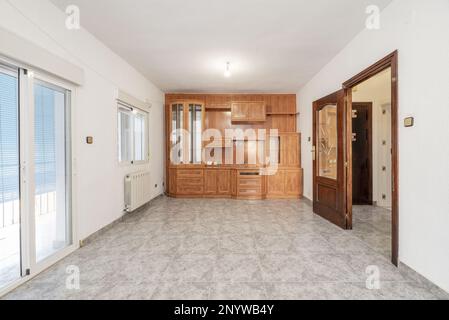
[0, 192, 56, 229]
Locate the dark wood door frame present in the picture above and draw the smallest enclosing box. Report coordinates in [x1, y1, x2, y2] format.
[343, 51, 399, 266]
[352, 102, 373, 205]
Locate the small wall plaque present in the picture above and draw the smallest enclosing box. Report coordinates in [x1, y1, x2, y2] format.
[404, 117, 414, 127]
[86, 136, 94, 144]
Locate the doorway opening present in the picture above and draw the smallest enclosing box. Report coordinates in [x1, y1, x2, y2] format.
[343, 51, 399, 266]
[350, 68, 392, 260]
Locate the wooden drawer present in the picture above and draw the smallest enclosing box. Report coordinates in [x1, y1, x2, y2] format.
[177, 185, 204, 195]
[239, 188, 262, 196]
[177, 178, 204, 195]
[239, 176, 261, 187]
[177, 178, 203, 186]
[177, 169, 204, 179]
[237, 171, 263, 198]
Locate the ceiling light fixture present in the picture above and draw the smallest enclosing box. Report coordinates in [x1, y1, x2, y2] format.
[224, 62, 231, 78]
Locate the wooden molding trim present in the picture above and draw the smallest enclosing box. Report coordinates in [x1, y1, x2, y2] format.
[343, 51, 398, 89]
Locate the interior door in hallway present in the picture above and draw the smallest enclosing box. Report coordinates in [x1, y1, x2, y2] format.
[352, 102, 372, 205]
[313, 90, 350, 229]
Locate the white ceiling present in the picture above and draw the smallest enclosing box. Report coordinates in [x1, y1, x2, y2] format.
[51, 0, 392, 93]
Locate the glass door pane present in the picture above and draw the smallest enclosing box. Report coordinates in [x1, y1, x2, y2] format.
[0, 67, 21, 289]
[34, 80, 71, 263]
[188, 104, 202, 164]
[171, 104, 184, 163]
[317, 104, 338, 179]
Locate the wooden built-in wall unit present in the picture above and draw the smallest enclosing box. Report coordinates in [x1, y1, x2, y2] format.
[165, 94, 303, 200]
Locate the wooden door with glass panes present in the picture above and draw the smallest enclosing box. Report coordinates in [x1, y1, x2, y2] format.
[312, 90, 349, 229]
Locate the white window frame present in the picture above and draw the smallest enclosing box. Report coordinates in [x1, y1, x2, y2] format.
[117, 102, 149, 166]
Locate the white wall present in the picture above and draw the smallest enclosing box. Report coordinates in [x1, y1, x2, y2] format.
[0, 0, 165, 240]
[297, 0, 449, 292]
[353, 69, 392, 208]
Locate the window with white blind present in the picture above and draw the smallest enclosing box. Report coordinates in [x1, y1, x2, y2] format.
[118, 103, 149, 164]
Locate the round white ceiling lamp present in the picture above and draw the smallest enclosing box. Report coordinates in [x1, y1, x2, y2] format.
[224, 62, 232, 78]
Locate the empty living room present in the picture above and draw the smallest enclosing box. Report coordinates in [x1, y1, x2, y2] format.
[0, 0, 449, 308]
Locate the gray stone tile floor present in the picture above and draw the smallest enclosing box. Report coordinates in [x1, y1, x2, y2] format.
[2, 197, 448, 300]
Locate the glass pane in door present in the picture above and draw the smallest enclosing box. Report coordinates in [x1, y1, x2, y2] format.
[34, 81, 71, 262]
[188, 104, 202, 164]
[0, 67, 21, 289]
[171, 104, 184, 163]
[318, 104, 338, 179]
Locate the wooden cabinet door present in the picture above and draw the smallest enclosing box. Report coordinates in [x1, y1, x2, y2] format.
[217, 170, 231, 195]
[247, 103, 266, 122]
[279, 94, 297, 114]
[231, 102, 266, 122]
[284, 169, 302, 197]
[281, 133, 300, 166]
[206, 95, 232, 110]
[231, 103, 248, 122]
[204, 170, 217, 194]
[267, 170, 285, 196]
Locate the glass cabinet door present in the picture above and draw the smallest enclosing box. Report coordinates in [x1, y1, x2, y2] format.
[171, 103, 184, 163]
[188, 104, 203, 164]
[170, 102, 203, 164]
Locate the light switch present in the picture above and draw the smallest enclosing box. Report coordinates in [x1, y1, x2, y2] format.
[404, 117, 414, 127]
[86, 136, 94, 144]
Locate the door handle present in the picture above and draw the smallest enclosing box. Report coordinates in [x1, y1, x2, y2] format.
[312, 146, 316, 161]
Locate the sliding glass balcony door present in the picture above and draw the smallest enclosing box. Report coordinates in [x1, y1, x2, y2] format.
[0, 64, 73, 292]
[33, 80, 72, 263]
[0, 66, 21, 290]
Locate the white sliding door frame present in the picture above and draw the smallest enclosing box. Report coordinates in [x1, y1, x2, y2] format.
[0, 65, 79, 297]
[26, 70, 79, 275]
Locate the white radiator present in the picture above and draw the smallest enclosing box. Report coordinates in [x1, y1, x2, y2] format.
[124, 171, 152, 212]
